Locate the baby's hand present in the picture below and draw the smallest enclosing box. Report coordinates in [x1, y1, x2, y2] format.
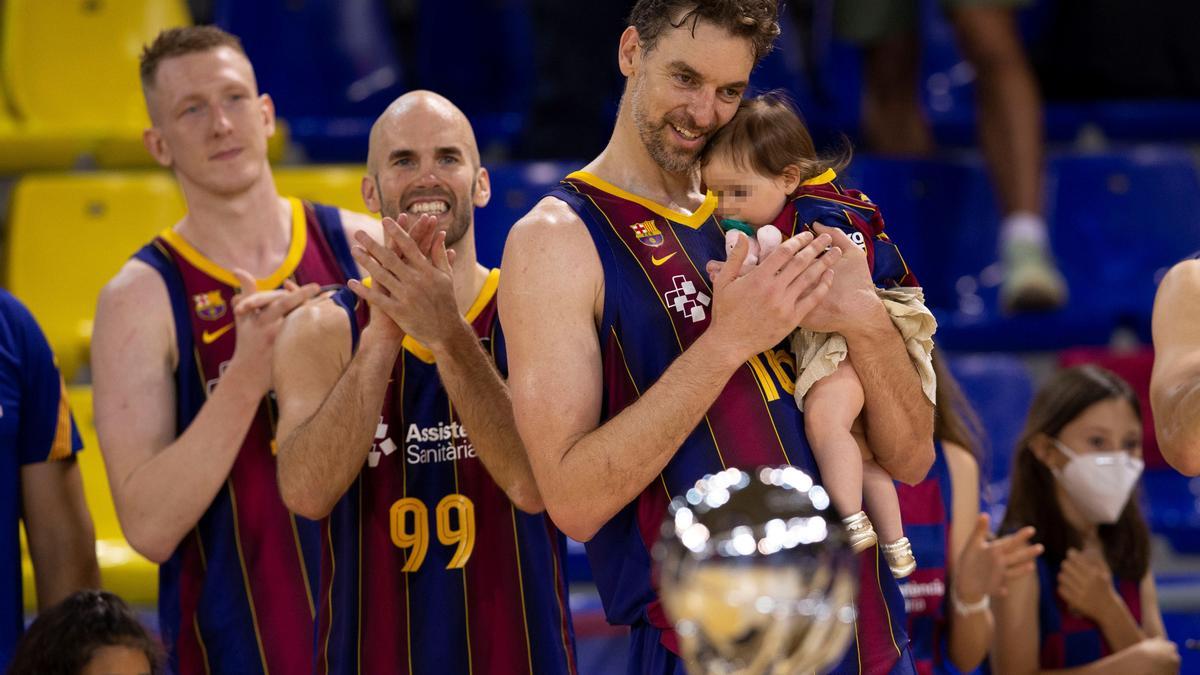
[725, 230, 761, 276]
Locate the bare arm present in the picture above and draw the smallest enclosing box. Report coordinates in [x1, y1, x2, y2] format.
[350, 218, 543, 512]
[943, 443, 993, 672]
[20, 459, 99, 608]
[1151, 260, 1200, 475]
[275, 299, 394, 520]
[991, 570, 1043, 675]
[93, 263, 318, 562]
[811, 224, 934, 484]
[1139, 573, 1168, 640]
[500, 199, 837, 541]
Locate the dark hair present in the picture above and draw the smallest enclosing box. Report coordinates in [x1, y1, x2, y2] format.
[931, 349, 987, 467]
[7, 590, 165, 675]
[140, 25, 247, 90]
[700, 92, 848, 183]
[628, 0, 782, 66]
[1000, 365, 1150, 581]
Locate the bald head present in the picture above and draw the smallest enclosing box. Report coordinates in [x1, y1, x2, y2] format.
[367, 90, 481, 176]
[361, 90, 490, 246]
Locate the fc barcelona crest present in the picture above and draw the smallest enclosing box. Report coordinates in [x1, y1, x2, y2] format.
[193, 291, 227, 321]
[631, 219, 665, 247]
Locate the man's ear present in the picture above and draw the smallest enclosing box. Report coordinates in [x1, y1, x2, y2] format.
[618, 26, 642, 77]
[361, 175, 381, 214]
[143, 127, 172, 168]
[260, 93, 277, 138]
[472, 167, 492, 208]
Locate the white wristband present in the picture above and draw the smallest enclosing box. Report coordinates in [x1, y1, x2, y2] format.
[950, 588, 990, 617]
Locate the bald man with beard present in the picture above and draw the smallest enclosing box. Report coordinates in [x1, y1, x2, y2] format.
[272, 91, 577, 675]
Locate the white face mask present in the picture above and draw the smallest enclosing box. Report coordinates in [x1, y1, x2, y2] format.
[1051, 439, 1144, 524]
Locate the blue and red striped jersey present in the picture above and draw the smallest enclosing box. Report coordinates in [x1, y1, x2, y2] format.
[548, 170, 913, 674]
[0, 290, 82, 669]
[774, 169, 918, 289]
[896, 441, 955, 674]
[132, 199, 357, 675]
[317, 270, 577, 675]
[1036, 558, 1143, 668]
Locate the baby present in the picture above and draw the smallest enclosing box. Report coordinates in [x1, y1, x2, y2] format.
[701, 93, 937, 578]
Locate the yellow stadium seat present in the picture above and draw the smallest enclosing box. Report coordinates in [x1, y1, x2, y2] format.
[0, 0, 190, 170]
[22, 386, 157, 610]
[6, 172, 186, 381]
[275, 165, 374, 215]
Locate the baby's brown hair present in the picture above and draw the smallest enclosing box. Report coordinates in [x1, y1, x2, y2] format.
[702, 91, 846, 183]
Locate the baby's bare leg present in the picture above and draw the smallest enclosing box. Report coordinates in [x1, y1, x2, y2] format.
[863, 459, 905, 543]
[804, 360, 865, 519]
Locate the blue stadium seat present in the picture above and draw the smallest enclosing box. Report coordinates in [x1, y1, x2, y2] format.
[214, 0, 406, 162]
[414, 0, 534, 156]
[840, 155, 1116, 350]
[943, 352, 1036, 516]
[1141, 470, 1200, 555]
[1051, 149, 1200, 342]
[475, 161, 577, 267]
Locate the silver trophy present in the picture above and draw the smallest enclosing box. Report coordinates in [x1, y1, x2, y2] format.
[655, 466, 858, 675]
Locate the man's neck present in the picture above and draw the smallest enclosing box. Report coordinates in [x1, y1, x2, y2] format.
[582, 107, 706, 214]
[448, 229, 489, 316]
[174, 167, 292, 279]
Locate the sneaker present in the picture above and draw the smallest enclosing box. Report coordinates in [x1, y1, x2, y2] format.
[1000, 239, 1068, 313]
[842, 511, 878, 554]
[881, 537, 917, 578]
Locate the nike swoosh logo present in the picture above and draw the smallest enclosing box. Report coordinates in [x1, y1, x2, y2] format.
[651, 252, 677, 266]
[201, 323, 234, 345]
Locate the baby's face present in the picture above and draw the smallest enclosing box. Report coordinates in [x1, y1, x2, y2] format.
[702, 151, 792, 227]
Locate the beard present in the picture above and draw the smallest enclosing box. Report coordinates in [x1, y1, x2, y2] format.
[630, 74, 708, 174]
[377, 178, 473, 247]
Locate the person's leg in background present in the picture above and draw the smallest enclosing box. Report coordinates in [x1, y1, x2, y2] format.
[947, 1, 1066, 312]
[835, 0, 933, 156]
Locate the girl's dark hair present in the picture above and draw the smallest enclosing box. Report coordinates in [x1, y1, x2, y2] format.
[931, 349, 987, 467]
[7, 590, 165, 675]
[1000, 365, 1150, 580]
[700, 91, 848, 182]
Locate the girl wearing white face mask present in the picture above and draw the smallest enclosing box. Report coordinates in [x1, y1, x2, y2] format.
[991, 366, 1178, 675]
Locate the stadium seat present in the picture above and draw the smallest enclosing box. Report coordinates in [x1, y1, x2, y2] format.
[413, 0, 534, 156]
[1051, 150, 1200, 342]
[5, 172, 186, 382]
[22, 386, 158, 610]
[0, 0, 192, 170]
[944, 352, 1036, 517]
[214, 0, 406, 162]
[274, 166, 373, 215]
[475, 162, 577, 267]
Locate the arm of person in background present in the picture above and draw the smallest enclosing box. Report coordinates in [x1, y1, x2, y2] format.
[93, 265, 318, 563]
[943, 442, 1041, 672]
[1056, 549, 1148, 651]
[355, 220, 542, 512]
[808, 224, 934, 484]
[275, 215, 451, 519]
[1151, 259, 1200, 475]
[21, 461, 98, 608]
[15, 298, 99, 607]
[499, 198, 838, 542]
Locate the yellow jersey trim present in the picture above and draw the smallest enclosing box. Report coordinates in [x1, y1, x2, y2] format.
[566, 171, 716, 230]
[402, 268, 500, 364]
[801, 168, 837, 186]
[158, 196, 308, 291]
